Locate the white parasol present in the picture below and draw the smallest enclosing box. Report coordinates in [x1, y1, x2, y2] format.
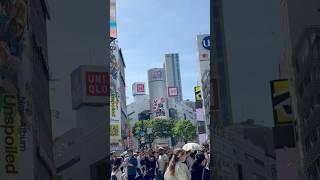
[182, 143, 203, 152]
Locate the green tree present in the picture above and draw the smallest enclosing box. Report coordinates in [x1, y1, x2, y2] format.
[173, 120, 197, 144]
[132, 120, 155, 145]
[151, 118, 175, 138]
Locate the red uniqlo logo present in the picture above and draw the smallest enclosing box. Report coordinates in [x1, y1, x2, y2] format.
[86, 72, 109, 96]
[202, 54, 208, 58]
[137, 84, 145, 92]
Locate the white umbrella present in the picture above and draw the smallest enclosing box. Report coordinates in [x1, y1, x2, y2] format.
[120, 151, 128, 157]
[182, 143, 203, 152]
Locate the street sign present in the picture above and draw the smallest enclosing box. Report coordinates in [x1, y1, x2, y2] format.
[147, 128, 152, 134]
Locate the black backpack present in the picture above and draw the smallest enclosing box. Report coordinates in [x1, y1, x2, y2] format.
[111, 175, 117, 180]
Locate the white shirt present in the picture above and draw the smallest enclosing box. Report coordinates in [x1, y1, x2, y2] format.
[158, 154, 169, 172]
[164, 161, 191, 180]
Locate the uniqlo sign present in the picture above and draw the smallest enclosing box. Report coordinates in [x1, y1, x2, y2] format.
[86, 72, 109, 96]
[168, 87, 178, 97]
[137, 84, 145, 93]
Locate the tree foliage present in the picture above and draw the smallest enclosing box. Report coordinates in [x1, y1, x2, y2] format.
[173, 120, 197, 144]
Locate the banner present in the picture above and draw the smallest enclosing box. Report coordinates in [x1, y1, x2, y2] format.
[110, 0, 117, 39]
[0, 0, 35, 178]
[110, 123, 121, 141]
[270, 80, 294, 125]
[110, 43, 121, 122]
[194, 86, 202, 101]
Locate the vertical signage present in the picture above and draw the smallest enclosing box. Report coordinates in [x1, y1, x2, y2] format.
[110, 0, 117, 39]
[270, 80, 293, 125]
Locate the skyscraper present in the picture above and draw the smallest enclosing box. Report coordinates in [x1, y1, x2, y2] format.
[164, 54, 183, 102]
[148, 68, 169, 119]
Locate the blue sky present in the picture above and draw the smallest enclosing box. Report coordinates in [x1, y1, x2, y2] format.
[116, 0, 210, 104]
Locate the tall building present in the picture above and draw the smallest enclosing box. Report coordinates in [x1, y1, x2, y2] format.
[148, 68, 169, 119]
[164, 53, 183, 103]
[0, 0, 55, 179]
[281, 0, 320, 179]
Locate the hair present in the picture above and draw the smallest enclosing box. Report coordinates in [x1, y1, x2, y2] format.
[168, 148, 186, 176]
[112, 158, 122, 171]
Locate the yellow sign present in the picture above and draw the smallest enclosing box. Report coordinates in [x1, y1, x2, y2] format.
[111, 92, 116, 117]
[1, 93, 20, 174]
[270, 80, 294, 124]
[194, 86, 202, 101]
[110, 123, 120, 140]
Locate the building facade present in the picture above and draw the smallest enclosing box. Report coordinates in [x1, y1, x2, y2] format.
[148, 68, 169, 119]
[281, 0, 320, 179]
[213, 130, 276, 180]
[290, 27, 320, 180]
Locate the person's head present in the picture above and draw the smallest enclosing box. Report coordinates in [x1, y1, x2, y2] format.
[194, 152, 207, 167]
[168, 148, 187, 176]
[128, 149, 133, 157]
[112, 158, 122, 171]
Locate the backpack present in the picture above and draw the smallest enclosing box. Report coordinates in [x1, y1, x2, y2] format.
[111, 175, 117, 180]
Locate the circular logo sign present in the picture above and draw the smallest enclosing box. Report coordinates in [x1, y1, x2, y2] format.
[202, 36, 210, 50]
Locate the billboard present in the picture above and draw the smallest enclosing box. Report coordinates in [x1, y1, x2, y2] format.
[270, 80, 294, 125]
[110, 44, 121, 122]
[132, 82, 146, 96]
[168, 87, 178, 97]
[148, 68, 164, 81]
[197, 35, 210, 61]
[71, 65, 109, 110]
[194, 86, 202, 101]
[110, 123, 121, 141]
[110, 0, 117, 39]
[152, 97, 166, 117]
[0, 0, 35, 177]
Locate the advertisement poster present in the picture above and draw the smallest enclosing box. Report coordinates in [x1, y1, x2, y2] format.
[168, 87, 178, 97]
[270, 80, 294, 125]
[110, 123, 121, 141]
[194, 86, 202, 101]
[153, 97, 166, 117]
[110, 43, 121, 122]
[0, 0, 34, 177]
[110, 0, 117, 39]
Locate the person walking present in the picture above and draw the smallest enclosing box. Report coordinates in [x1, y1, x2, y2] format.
[144, 152, 157, 180]
[191, 152, 210, 180]
[126, 149, 138, 180]
[164, 148, 191, 180]
[111, 158, 123, 180]
[157, 148, 169, 180]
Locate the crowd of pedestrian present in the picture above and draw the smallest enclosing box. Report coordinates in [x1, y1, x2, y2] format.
[110, 144, 210, 180]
